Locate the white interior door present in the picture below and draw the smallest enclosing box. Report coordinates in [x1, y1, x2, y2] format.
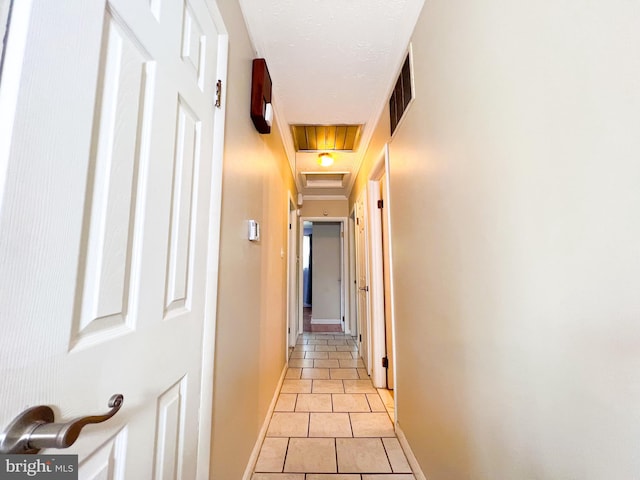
[0, 0, 225, 477]
[355, 199, 370, 371]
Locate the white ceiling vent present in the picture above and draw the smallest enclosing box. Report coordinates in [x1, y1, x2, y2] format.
[300, 171, 350, 189]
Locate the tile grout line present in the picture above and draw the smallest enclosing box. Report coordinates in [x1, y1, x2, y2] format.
[380, 436, 396, 474]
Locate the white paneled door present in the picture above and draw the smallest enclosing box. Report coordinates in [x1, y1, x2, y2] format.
[0, 0, 226, 477]
[355, 198, 370, 372]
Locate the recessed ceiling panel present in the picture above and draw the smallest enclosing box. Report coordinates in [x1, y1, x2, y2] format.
[300, 171, 350, 189]
[291, 125, 362, 152]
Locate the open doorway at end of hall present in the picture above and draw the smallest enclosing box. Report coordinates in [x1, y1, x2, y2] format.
[302, 221, 344, 333]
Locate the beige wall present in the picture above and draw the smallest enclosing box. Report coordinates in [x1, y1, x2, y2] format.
[354, 0, 640, 477]
[210, 1, 296, 477]
[301, 199, 348, 218]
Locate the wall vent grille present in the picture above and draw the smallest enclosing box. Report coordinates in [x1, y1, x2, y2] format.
[389, 53, 413, 135]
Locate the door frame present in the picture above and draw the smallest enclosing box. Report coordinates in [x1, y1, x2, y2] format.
[367, 144, 397, 390]
[286, 191, 298, 352]
[194, 3, 228, 478]
[297, 216, 349, 334]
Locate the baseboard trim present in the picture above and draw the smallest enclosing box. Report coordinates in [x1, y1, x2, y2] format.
[241, 362, 288, 480]
[310, 318, 340, 324]
[396, 422, 427, 480]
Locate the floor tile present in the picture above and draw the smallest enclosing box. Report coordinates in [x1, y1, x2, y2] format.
[309, 412, 352, 437]
[328, 352, 354, 359]
[314, 359, 341, 368]
[383, 438, 412, 473]
[295, 394, 332, 412]
[338, 359, 359, 368]
[312, 380, 345, 393]
[308, 339, 328, 345]
[307, 475, 360, 480]
[350, 413, 395, 437]
[302, 368, 330, 380]
[306, 351, 329, 359]
[377, 389, 395, 410]
[377, 389, 396, 422]
[275, 394, 297, 412]
[327, 339, 347, 345]
[281, 379, 312, 394]
[284, 438, 337, 473]
[289, 359, 314, 368]
[330, 368, 360, 380]
[343, 380, 377, 394]
[361, 476, 415, 480]
[290, 351, 305, 359]
[357, 369, 369, 379]
[315, 345, 338, 352]
[286, 368, 302, 379]
[267, 412, 309, 437]
[253, 474, 305, 480]
[298, 345, 315, 351]
[255, 437, 288, 472]
[335, 345, 358, 352]
[366, 394, 386, 412]
[332, 394, 370, 412]
[336, 438, 391, 473]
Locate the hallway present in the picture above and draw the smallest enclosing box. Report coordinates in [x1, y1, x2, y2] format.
[252, 333, 413, 479]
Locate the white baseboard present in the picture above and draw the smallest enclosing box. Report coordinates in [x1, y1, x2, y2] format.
[396, 422, 427, 480]
[310, 318, 340, 324]
[242, 363, 288, 480]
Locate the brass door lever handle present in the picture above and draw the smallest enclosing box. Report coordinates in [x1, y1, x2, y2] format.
[0, 394, 124, 454]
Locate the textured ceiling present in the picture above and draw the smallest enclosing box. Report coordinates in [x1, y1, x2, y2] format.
[239, 0, 425, 197]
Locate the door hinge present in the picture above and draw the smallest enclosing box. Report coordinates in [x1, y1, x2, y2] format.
[356, 217, 360, 225]
[342, 316, 345, 323]
[288, 327, 290, 333]
[377, 199, 384, 209]
[382, 356, 389, 368]
[289, 223, 291, 230]
[359, 334, 362, 342]
[215, 79, 222, 108]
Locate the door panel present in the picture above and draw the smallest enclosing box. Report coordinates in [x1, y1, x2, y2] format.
[0, 0, 223, 476]
[355, 199, 369, 371]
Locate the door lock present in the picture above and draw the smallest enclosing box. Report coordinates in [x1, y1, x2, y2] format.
[0, 394, 124, 454]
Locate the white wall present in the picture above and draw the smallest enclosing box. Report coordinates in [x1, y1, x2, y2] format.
[383, 0, 640, 478]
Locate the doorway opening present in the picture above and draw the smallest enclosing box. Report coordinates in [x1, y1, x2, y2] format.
[302, 221, 342, 332]
[299, 218, 349, 334]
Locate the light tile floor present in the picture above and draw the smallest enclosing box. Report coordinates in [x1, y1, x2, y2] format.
[252, 333, 415, 480]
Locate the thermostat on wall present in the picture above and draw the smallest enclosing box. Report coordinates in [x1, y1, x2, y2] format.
[248, 220, 260, 241]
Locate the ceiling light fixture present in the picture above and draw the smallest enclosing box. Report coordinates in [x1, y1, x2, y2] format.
[317, 153, 334, 167]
